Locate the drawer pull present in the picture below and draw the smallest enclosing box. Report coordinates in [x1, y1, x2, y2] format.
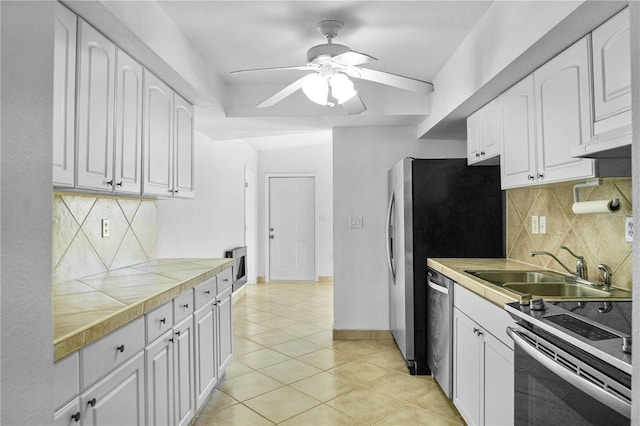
[169, 338, 174, 343]
[205, 290, 211, 295]
[183, 303, 189, 309]
[160, 318, 166, 324]
[223, 279, 229, 282]
[88, 398, 97, 407]
[116, 344, 125, 353]
[175, 331, 181, 336]
[71, 412, 81, 422]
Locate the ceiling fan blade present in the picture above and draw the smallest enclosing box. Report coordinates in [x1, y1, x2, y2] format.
[231, 65, 312, 74]
[330, 50, 377, 67]
[342, 93, 366, 115]
[346, 67, 434, 94]
[256, 76, 307, 108]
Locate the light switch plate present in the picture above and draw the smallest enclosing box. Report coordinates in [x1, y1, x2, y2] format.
[101, 218, 110, 238]
[531, 216, 539, 235]
[625, 217, 633, 243]
[539, 216, 547, 234]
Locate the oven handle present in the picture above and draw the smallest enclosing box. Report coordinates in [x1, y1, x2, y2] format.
[506, 326, 631, 419]
[428, 280, 449, 295]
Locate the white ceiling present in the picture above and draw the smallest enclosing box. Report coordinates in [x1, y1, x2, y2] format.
[156, 1, 493, 141]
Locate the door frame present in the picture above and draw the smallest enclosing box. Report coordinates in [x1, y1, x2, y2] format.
[264, 173, 319, 282]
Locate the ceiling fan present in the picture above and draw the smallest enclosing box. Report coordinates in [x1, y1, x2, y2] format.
[230, 20, 434, 114]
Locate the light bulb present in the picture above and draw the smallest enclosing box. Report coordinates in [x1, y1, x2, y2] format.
[329, 73, 357, 104]
[301, 73, 329, 105]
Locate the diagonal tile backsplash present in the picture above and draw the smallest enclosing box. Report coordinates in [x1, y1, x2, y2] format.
[52, 192, 157, 283]
[507, 178, 632, 290]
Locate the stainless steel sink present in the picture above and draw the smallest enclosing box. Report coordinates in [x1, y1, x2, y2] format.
[465, 270, 565, 285]
[503, 282, 611, 298]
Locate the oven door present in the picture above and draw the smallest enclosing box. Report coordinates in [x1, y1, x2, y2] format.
[507, 326, 630, 426]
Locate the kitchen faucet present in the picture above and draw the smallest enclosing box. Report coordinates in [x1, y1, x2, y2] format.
[529, 246, 588, 279]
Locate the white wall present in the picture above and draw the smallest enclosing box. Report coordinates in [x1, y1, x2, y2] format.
[333, 126, 465, 330]
[1, 2, 55, 424]
[256, 132, 333, 279]
[158, 131, 258, 268]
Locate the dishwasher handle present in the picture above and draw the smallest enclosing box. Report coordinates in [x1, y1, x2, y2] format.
[506, 326, 631, 419]
[428, 279, 449, 295]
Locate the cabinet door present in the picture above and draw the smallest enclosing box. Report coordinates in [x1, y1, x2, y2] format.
[453, 308, 481, 426]
[216, 288, 233, 375]
[52, 4, 77, 187]
[174, 316, 195, 426]
[466, 109, 482, 165]
[82, 352, 145, 426]
[481, 98, 502, 160]
[194, 304, 217, 410]
[76, 20, 116, 191]
[173, 94, 195, 198]
[143, 70, 174, 197]
[592, 7, 630, 130]
[534, 36, 594, 184]
[145, 331, 174, 426]
[500, 75, 537, 189]
[114, 49, 143, 194]
[54, 398, 81, 426]
[482, 332, 514, 426]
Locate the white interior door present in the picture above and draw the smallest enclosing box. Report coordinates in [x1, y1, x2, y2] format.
[268, 176, 315, 281]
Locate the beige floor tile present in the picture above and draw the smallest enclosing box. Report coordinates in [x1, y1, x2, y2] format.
[281, 323, 327, 338]
[373, 405, 462, 426]
[326, 388, 407, 424]
[233, 320, 272, 337]
[198, 403, 274, 425]
[259, 316, 299, 329]
[290, 371, 363, 402]
[413, 385, 465, 422]
[217, 370, 283, 402]
[247, 329, 296, 346]
[270, 338, 323, 357]
[297, 348, 354, 370]
[259, 359, 322, 384]
[369, 372, 436, 403]
[300, 330, 336, 347]
[235, 347, 291, 370]
[194, 389, 238, 421]
[332, 340, 385, 358]
[364, 348, 410, 373]
[232, 337, 264, 355]
[280, 404, 365, 426]
[243, 387, 321, 424]
[328, 360, 392, 384]
[222, 359, 253, 379]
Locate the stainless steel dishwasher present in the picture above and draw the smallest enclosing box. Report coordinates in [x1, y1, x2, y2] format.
[426, 267, 454, 398]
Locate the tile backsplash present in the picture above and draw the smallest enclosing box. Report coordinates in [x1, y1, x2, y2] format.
[507, 178, 632, 290]
[52, 192, 157, 283]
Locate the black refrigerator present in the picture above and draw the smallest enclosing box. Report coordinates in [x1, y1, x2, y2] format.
[386, 158, 504, 375]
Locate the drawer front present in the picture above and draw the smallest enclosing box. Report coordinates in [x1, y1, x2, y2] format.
[217, 267, 233, 293]
[194, 277, 216, 311]
[173, 289, 194, 325]
[146, 301, 173, 344]
[54, 352, 80, 410]
[81, 316, 145, 390]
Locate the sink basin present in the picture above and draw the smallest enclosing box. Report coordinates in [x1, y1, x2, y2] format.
[465, 270, 565, 285]
[503, 282, 611, 298]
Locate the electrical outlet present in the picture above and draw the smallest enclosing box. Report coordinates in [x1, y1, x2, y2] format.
[531, 215, 539, 235]
[539, 216, 547, 235]
[101, 219, 110, 238]
[348, 215, 363, 229]
[625, 217, 633, 243]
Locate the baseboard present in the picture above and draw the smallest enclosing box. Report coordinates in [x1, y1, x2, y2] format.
[318, 276, 333, 282]
[257, 276, 266, 283]
[231, 286, 246, 304]
[332, 329, 393, 341]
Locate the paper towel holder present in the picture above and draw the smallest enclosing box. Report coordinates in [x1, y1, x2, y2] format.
[572, 179, 620, 213]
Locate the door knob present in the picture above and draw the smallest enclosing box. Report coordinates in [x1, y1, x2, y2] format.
[269, 235, 275, 239]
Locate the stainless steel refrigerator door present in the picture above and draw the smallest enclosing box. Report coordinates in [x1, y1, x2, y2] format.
[388, 158, 414, 362]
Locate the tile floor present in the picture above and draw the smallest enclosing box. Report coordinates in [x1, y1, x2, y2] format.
[193, 281, 465, 425]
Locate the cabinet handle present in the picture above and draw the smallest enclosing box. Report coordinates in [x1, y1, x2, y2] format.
[473, 327, 483, 336]
[160, 318, 166, 324]
[106, 180, 114, 186]
[536, 173, 544, 180]
[527, 174, 535, 181]
[475, 153, 481, 158]
[175, 330, 181, 336]
[480, 151, 485, 156]
[205, 290, 211, 295]
[169, 338, 174, 343]
[116, 344, 125, 353]
[88, 398, 97, 407]
[71, 412, 81, 422]
[174, 189, 179, 194]
[223, 279, 229, 283]
[183, 303, 189, 309]
[116, 181, 123, 187]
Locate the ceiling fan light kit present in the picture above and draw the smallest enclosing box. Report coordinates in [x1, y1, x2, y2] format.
[231, 20, 433, 114]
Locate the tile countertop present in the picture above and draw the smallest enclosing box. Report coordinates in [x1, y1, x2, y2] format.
[53, 258, 234, 362]
[427, 258, 632, 309]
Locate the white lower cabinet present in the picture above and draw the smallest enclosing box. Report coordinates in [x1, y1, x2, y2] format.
[194, 301, 217, 410]
[174, 316, 196, 426]
[81, 352, 146, 426]
[146, 330, 174, 426]
[453, 285, 514, 426]
[216, 286, 233, 374]
[54, 398, 81, 426]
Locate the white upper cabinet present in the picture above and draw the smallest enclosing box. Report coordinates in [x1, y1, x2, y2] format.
[76, 20, 116, 191]
[52, 4, 77, 187]
[143, 70, 174, 197]
[114, 49, 143, 194]
[500, 75, 537, 188]
[174, 93, 195, 198]
[466, 97, 501, 166]
[534, 36, 594, 184]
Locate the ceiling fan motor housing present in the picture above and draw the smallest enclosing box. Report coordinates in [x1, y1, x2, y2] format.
[307, 43, 350, 65]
